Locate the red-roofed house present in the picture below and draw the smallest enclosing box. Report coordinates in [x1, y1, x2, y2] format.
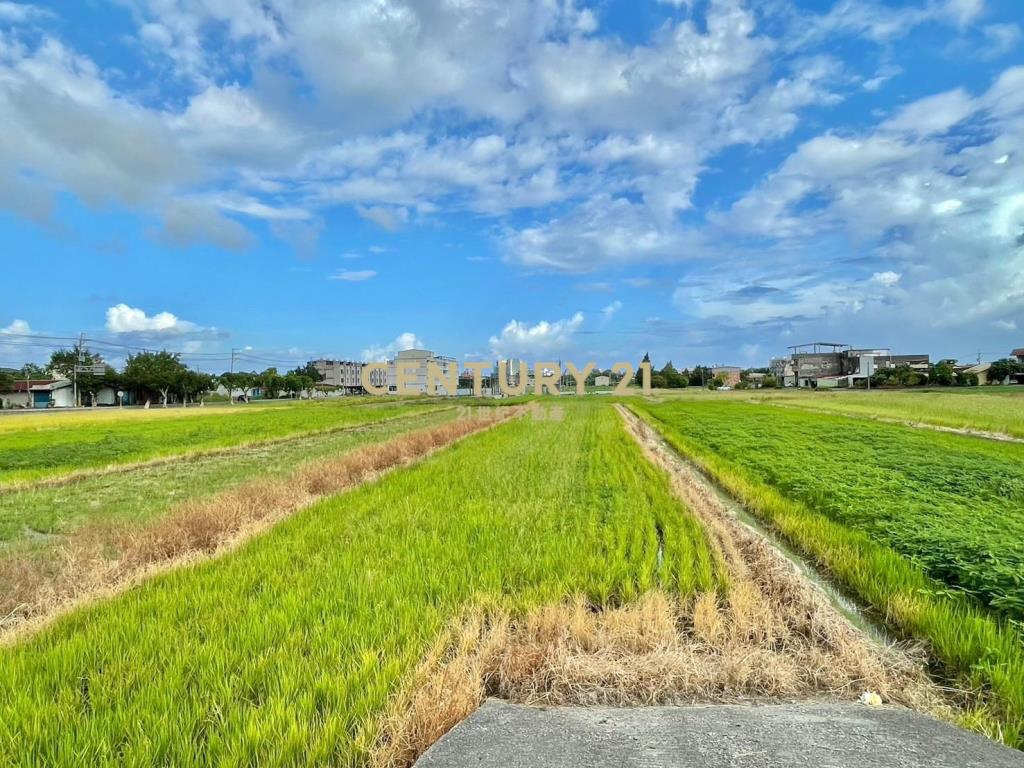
[0, 379, 73, 409]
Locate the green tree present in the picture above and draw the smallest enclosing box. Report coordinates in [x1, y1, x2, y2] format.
[689, 365, 711, 387]
[956, 371, 979, 387]
[124, 351, 187, 406]
[288, 362, 324, 383]
[634, 353, 651, 385]
[219, 371, 257, 402]
[179, 370, 215, 406]
[48, 346, 112, 405]
[988, 358, 1022, 384]
[931, 361, 955, 386]
[761, 374, 779, 389]
[282, 373, 311, 398]
[17, 363, 48, 379]
[0, 370, 13, 396]
[257, 368, 285, 399]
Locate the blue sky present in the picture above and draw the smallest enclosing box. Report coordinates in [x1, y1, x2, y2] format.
[1, 0, 1022, 373]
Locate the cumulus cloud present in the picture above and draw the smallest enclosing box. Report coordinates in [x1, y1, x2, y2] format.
[328, 269, 377, 282]
[1, 319, 31, 335]
[489, 312, 584, 358]
[361, 332, 425, 362]
[105, 304, 197, 334]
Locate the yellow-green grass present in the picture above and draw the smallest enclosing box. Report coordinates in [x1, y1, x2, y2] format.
[0, 401, 723, 766]
[745, 388, 1024, 438]
[630, 399, 1024, 746]
[0, 399, 448, 486]
[0, 407, 459, 548]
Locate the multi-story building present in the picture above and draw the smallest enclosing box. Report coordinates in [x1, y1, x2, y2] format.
[311, 359, 365, 394]
[782, 343, 930, 388]
[387, 349, 457, 395]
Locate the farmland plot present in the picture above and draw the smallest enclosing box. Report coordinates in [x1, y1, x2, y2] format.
[749, 388, 1024, 439]
[0, 406, 458, 546]
[0, 402, 724, 765]
[0, 398, 446, 486]
[632, 398, 1024, 746]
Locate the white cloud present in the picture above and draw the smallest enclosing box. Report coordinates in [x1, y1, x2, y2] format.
[871, 271, 902, 287]
[356, 205, 409, 231]
[361, 332, 425, 362]
[328, 269, 377, 282]
[1, 319, 31, 334]
[105, 304, 197, 334]
[882, 88, 975, 136]
[489, 312, 584, 357]
[505, 195, 703, 272]
[0, 2, 49, 23]
[982, 23, 1021, 58]
[602, 300, 623, 319]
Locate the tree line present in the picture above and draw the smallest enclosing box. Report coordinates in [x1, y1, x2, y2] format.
[0, 349, 326, 407]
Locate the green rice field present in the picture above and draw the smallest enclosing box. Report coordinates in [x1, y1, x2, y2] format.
[2, 391, 1024, 761]
[632, 397, 1024, 745]
[0, 398, 447, 486]
[748, 388, 1024, 438]
[0, 407, 459, 548]
[0, 401, 722, 765]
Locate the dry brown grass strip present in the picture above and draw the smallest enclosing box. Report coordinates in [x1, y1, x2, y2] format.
[0, 408, 518, 642]
[368, 405, 948, 768]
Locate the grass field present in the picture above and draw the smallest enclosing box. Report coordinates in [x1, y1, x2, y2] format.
[0, 407, 459, 548]
[632, 398, 1024, 745]
[746, 388, 1024, 438]
[0, 398, 448, 485]
[0, 402, 723, 765]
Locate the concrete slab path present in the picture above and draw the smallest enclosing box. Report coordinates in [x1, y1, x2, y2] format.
[415, 699, 1024, 768]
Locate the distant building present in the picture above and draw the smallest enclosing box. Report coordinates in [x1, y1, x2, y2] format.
[1012, 348, 1024, 364]
[388, 349, 457, 395]
[594, 375, 611, 387]
[26, 379, 74, 408]
[769, 357, 796, 387]
[746, 372, 767, 388]
[711, 366, 742, 387]
[781, 343, 930, 388]
[311, 359, 365, 394]
[962, 362, 992, 386]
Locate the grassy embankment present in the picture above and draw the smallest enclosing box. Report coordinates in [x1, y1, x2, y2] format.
[631, 398, 1024, 746]
[0, 407, 459, 548]
[0, 398, 449, 486]
[0, 401, 722, 765]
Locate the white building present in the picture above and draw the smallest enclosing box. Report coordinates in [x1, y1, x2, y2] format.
[312, 359, 365, 393]
[387, 349, 457, 395]
[28, 379, 74, 408]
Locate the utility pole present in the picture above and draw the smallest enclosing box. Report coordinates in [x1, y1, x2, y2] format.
[229, 348, 239, 404]
[73, 332, 85, 407]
